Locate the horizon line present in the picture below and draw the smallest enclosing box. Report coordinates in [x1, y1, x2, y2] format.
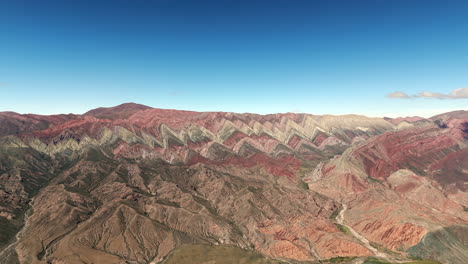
[1, 102, 467, 119]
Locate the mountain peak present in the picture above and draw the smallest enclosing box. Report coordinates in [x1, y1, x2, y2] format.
[83, 102, 152, 120]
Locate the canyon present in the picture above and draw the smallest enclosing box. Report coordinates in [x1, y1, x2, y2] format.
[0, 103, 466, 264]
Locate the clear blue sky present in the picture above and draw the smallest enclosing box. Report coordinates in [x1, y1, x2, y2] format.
[1, 0, 467, 117]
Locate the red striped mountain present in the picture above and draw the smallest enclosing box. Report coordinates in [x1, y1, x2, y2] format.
[1, 103, 395, 178]
[0, 104, 466, 264]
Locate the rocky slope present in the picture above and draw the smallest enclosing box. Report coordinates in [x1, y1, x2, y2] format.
[0, 103, 466, 264]
[308, 111, 468, 264]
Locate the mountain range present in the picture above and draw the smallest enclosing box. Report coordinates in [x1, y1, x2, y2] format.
[0, 103, 466, 264]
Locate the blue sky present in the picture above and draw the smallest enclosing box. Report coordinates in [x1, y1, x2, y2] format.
[1, 0, 467, 117]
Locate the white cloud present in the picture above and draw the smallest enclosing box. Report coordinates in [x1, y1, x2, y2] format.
[387, 87, 468, 99]
[386, 91, 410, 99]
[359, 107, 468, 118]
[415, 91, 450, 99]
[451, 87, 468, 98]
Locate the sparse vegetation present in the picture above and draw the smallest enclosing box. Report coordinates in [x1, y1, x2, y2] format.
[335, 223, 352, 235]
[403, 261, 441, 264]
[367, 176, 383, 184]
[84, 147, 107, 162]
[405, 163, 427, 176]
[298, 179, 309, 190]
[408, 225, 468, 264]
[297, 165, 314, 178]
[0, 216, 19, 248]
[369, 241, 400, 256]
[328, 256, 357, 263]
[330, 207, 340, 220]
[363, 257, 391, 264]
[161, 244, 287, 264]
[363, 257, 440, 264]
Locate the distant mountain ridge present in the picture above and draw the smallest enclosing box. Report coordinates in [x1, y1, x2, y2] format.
[0, 103, 396, 177]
